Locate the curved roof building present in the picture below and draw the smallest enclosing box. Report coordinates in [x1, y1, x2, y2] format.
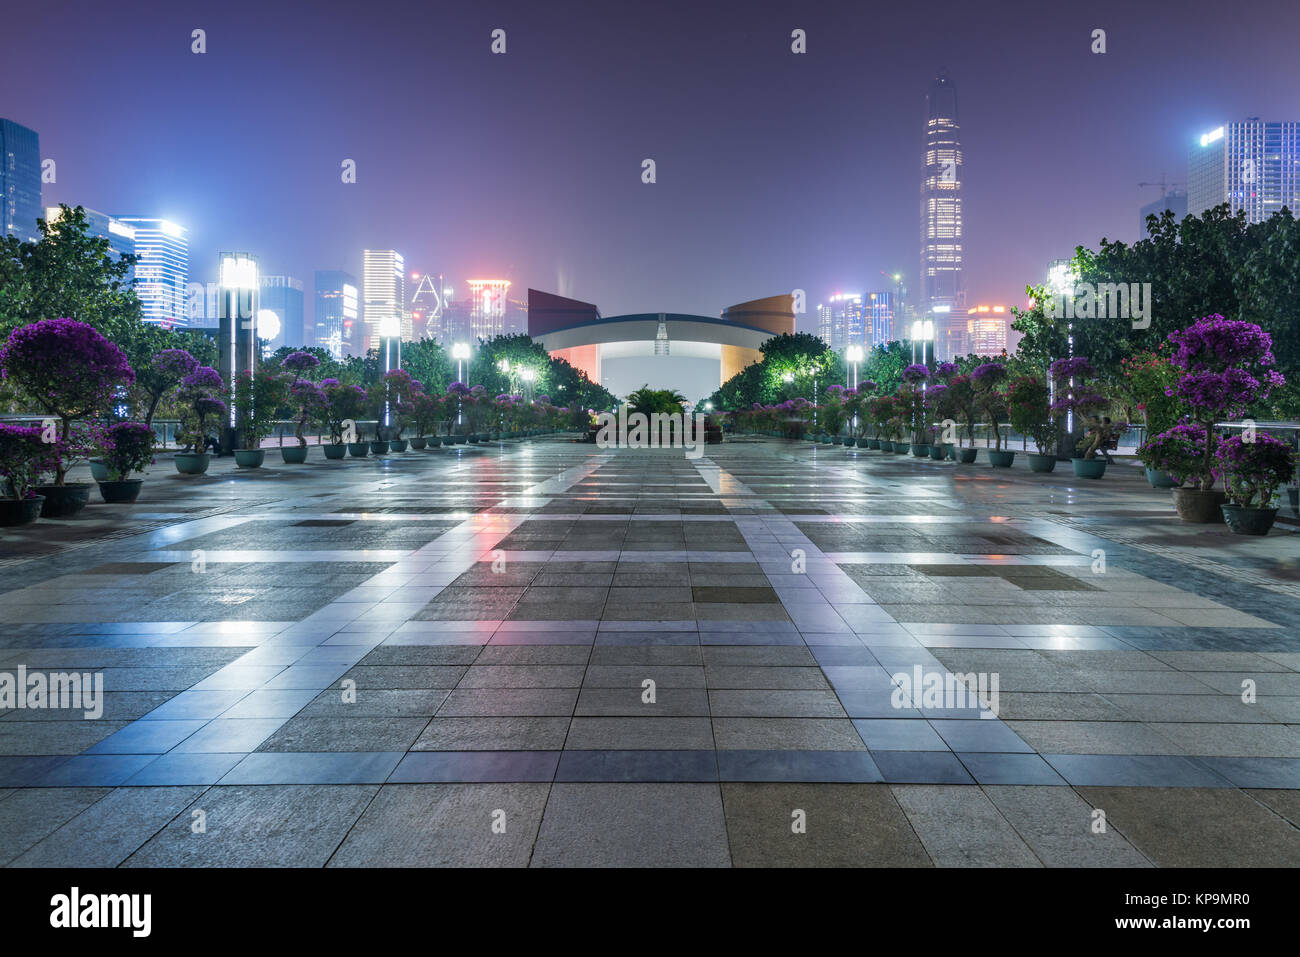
[528, 290, 794, 399]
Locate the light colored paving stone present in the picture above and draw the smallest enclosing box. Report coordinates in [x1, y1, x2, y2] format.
[0, 787, 112, 866]
[982, 785, 1152, 867]
[890, 784, 1041, 867]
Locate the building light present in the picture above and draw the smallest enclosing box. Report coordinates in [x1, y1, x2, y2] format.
[159, 219, 185, 238]
[1200, 126, 1224, 147]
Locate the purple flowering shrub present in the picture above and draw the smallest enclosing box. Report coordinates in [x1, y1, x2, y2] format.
[280, 351, 321, 377]
[0, 318, 136, 484]
[1049, 357, 1121, 459]
[138, 349, 199, 426]
[287, 379, 327, 447]
[103, 422, 156, 480]
[1136, 423, 1216, 489]
[0, 424, 58, 500]
[971, 363, 1009, 449]
[175, 366, 226, 452]
[1164, 316, 1285, 487]
[322, 380, 367, 444]
[1215, 433, 1297, 509]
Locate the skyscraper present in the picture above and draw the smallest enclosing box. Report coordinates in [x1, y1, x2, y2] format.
[363, 249, 405, 352]
[1, 118, 42, 243]
[1138, 189, 1187, 238]
[965, 305, 1009, 355]
[1189, 119, 1300, 224]
[866, 291, 895, 350]
[816, 293, 865, 351]
[467, 279, 511, 340]
[315, 270, 359, 359]
[260, 275, 305, 350]
[118, 218, 188, 327]
[921, 73, 964, 358]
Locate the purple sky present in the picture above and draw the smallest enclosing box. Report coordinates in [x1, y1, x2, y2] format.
[10, 0, 1300, 330]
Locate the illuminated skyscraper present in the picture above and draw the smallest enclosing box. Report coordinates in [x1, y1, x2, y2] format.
[1, 119, 41, 243]
[363, 249, 405, 351]
[921, 73, 964, 358]
[467, 279, 511, 340]
[965, 305, 1009, 355]
[866, 291, 895, 350]
[316, 270, 359, 359]
[1189, 119, 1300, 224]
[816, 293, 865, 351]
[118, 217, 189, 327]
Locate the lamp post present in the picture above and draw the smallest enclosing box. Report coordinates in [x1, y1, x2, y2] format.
[910, 319, 935, 368]
[845, 345, 863, 390]
[452, 342, 470, 424]
[520, 367, 536, 403]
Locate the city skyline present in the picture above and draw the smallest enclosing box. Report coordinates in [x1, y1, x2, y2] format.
[7, 0, 1300, 338]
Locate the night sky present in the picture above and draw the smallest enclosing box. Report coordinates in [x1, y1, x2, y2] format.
[9, 0, 1299, 329]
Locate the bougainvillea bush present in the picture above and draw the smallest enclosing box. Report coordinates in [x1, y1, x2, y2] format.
[102, 422, 155, 480]
[321, 379, 366, 445]
[137, 349, 198, 427]
[971, 362, 1009, 449]
[1049, 357, 1121, 460]
[1215, 433, 1297, 509]
[900, 365, 930, 443]
[1136, 423, 1217, 489]
[287, 379, 327, 447]
[176, 366, 226, 453]
[0, 424, 57, 500]
[1165, 316, 1286, 488]
[0, 318, 136, 484]
[939, 374, 978, 445]
[280, 351, 321, 379]
[1005, 376, 1058, 455]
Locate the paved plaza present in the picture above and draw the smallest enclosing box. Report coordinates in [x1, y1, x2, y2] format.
[2, 436, 1299, 867]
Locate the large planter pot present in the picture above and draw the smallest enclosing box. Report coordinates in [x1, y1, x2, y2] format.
[957, 448, 978, 464]
[35, 483, 92, 518]
[1290, 488, 1299, 516]
[943, 443, 957, 460]
[234, 449, 266, 468]
[987, 450, 1016, 468]
[347, 442, 370, 458]
[1027, 453, 1057, 473]
[0, 496, 45, 526]
[427, 437, 443, 447]
[88, 458, 110, 483]
[409, 437, 427, 450]
[910, 443, 930, 457]
[369, 440, 388, 454]
[878, 440, 893, 452]
[1172, 487, 1227, 523]
[866, 438, 880, 449]
[856, 438, 870, 448]
[389, 440, 408, 452]
[928, 444, 945, 460]
[1221, 504, 1278, 536]
[280, 446, 309, 464]
[174, 452, 210, 475]
[893, 443, 909, 454]
[322, 444, 347, 459]
[1071, 457, 1106, 479]
[97, 479, 143, 504]
[1145, 467, 1179, 488]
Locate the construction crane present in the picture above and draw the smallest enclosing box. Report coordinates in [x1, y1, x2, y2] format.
[1138, 174, 1185, 199]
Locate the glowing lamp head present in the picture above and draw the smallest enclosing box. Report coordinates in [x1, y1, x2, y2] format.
[256, 309, 281, 341]
[782, 372, 795, 384]
[846, 345, 864, 363]
[452, 342, 471, 360]
[378, 315, 401, 338]
[520, 368, 536, 382]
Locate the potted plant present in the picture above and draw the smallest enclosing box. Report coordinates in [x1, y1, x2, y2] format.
[278, 378, 324, 463]
[900, 365, 931, 456]
[137, 348, 199, 428]
[0, 424, 54, 526]
[409, 390, 439, 449]
[936, 373, 978, 462]
[1049, 357, 1117, 479]
[972, 362, 1012, 466]
[1164, 316, 1285, 521]
[1215, 432, 1297, 535]
[1119, 345, 1182, 487]
[174, 366, 226, 474]
[1005, 375, 1059, 472]
[1137, 423, 1219, 521]
[98, 421, 154, 502]
[0, 318, 135, 516]
[233, 368, 290, 468]
[320, 380, 368, 457]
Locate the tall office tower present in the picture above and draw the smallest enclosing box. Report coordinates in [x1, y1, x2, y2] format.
[816, 302, 834, 347]
[467, 279, 511, 340]
[315, 270, 359, 359]
[363, 249, 405, 352]
[1189, 120, 1300, 224]
[45, 206, 136, 262]
[410, 272, 443, 341]
[259, 276, 305, 350]
[118, 218, 188, 327]
[816, 294, 865, 351]
[965, 305, 1009, 355]
[1, 119, 41, 243]
[921, 73, 964, 359]
[1139, 189, 1187, 238]
[866, 291, 895, 350]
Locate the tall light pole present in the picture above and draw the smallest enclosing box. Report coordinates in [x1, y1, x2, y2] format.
[846, 345, 863, 389]
[520, 367, 536, 403]
[452, 342, 470, 424]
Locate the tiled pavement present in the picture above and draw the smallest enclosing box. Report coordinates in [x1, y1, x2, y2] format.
[1, 436, 1299, 866]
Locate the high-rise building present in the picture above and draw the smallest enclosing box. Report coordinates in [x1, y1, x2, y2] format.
[1189, 120, 1300, 224]
[921, 73, 965, 358]
[965, 305, 1009, 355]
[816, 293, 865, 351]
[1139, 189, 1187, 238]
[1, 119, 42, 243]
[467, 279, 511, 340]
[866, 291, 895, 350]
[315, 270, 359, 359]
[117, 218, 188, 327]
[260, 276, 305, 350]
[45, 206, 136, 262]
[363, 249, 405, 352]
[410, 272, 444, 342]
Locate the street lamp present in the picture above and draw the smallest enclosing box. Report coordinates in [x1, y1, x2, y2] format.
[910, 320, 935, 367]
[845, 345, 863, 389]
[520, 366, 536, 402]
[452, 342, 470, 424]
